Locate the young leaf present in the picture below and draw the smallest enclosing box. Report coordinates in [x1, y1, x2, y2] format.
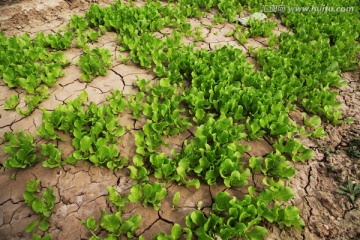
[246, 226, 268, 240]
[172, 191, 181, 209]
[25, 220, 39, 233]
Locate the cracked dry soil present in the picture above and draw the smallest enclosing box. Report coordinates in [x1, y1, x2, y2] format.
[0, 0, 359, 239]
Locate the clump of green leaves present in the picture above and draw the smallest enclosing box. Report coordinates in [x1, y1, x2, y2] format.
[233, 25, 249, 44]
[142, 81, 192, 136]
[41, 144, 63, 168]
[267, 33, 278, 47]
[128, 92, 144, 120]
[0, 32, 69, 115]
[184, 180, 304, 239]
[82, 187, 142, 239]
[107, 186, 129, 213]
[345, 138, 360, 159]
[77, 46, 113, 82]
[17, 87, 51, 116]
[69, 14, 89, 31]
[150, 224, 182, 240]
[249, 151, 295, 179]
[130, 79, 191, 157]
[194, 25, 204, 41]
[83, 213, 141, 240]
[336, 180, 360, 205]
[273, 136, 314, 162]
[2, 131, 40, 169]
[176, 116, 250, 187]
[106, 89, 127, 114]
[217, 0, 243, 22]
[4, 94, 19, 110]
[213, 13, 226, 24]
[37, 91, 128, 170]
[128, 182, 167, 210]
[23, 179, 56, 236]
[128, 154, 150, 182]
[43, 30, 73, 50]
[149, 152, 177, 182]
[248, 19, 277, 37]
[300, 113, 327, 138]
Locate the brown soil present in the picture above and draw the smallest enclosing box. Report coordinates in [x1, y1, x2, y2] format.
[0, 1, 359, 240]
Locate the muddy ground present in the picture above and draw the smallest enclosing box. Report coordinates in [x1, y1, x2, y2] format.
[0, 0, 359, 239]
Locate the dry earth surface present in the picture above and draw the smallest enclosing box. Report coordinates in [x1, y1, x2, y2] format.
[0, 0, 359, 239]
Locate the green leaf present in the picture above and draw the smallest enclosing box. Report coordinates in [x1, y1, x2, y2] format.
[170, 223, 182, 238]
[172, 191, 181, 209]
[100, 214, 121, 233]
[189, 210, 207, 226]
[41, 234, 52, 240]
[80, 136, 93, 152]
[83, 216, 98, 232]
[24, 191, 36, 204]
[246, 226, 268, 240]
[43, 188, 56, 208]
[39, 218, 50, 231]
[249, 156, 263, 172]
[133, 155, 144, 167]
[25, 220, 39, 233]
[32, 197, 47, 213]
[297, 149, 313, 162]
[128, 185, 143, 203]
[159, 78, 171, 88]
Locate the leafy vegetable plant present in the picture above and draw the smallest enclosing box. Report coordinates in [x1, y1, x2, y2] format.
[37, 91, 128, 170]
[176, 115, 250, 187]
[44, 30, 73, 50]
[184, 180, 303, 240]
[248, 19, 277, 37]
[233, 25, 249, 44]
[151, 224, 182, 240]
[4, 94, 19, 110]
[302, 113, 327, 138]
[77, 46, 113, 82]
[2, 0, 358, 238]
[249, 151, 295, 179]
[2, 131, 40, 168]
[0, 32, 69, 115]
[23, 179, 56, 236]
[128, 92, 145, 120]
[82, 186, 142, 239]
[41, 144, 63, 168]
[273, 136, 313, 162]
[106, 89, 127, 114]
[128, 182, 167, 210]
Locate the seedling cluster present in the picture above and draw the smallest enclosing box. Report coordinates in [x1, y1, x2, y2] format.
[1, 0, 359, 239]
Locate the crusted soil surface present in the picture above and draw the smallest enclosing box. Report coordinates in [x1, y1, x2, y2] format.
[0, 1, 359, 239]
